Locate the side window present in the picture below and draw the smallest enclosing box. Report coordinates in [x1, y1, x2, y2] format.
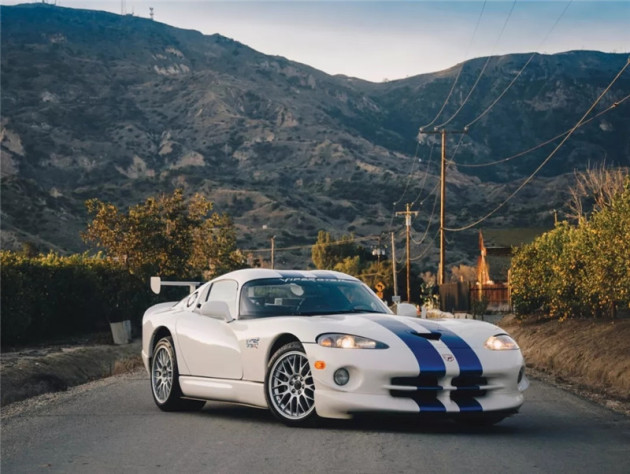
[207, 280, 238, 319]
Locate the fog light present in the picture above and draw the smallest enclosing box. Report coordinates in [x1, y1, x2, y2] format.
[333, 368, 350, 386]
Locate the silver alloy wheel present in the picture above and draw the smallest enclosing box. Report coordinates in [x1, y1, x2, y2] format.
[152, 345, 174, 404]
[268, 350, 315, 420]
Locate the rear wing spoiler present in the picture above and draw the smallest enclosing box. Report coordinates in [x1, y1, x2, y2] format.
[150, 276, 200, 295]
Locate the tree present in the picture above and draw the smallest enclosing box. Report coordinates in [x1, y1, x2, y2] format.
[511, 176, 630, 319]
[567, 164, 628, 221]
[83, 189, 245, 280]
[311, 231, 403, 299]
[311, 231, 366, 270]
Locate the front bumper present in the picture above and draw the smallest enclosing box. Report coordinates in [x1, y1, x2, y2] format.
[305, 343, 528, 420]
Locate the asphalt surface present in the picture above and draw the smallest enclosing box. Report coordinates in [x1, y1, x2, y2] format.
[2, 370, 629, 474]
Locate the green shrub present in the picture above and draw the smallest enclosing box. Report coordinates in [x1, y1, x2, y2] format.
[511, 178, 630, 320]
[0, 251, 156, 346]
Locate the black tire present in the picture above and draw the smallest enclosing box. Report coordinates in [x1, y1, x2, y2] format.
[265, 342, 317, 426]
[150, 336, 205, 412]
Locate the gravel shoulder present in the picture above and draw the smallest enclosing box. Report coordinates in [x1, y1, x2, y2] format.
[1, 340, 143, 406]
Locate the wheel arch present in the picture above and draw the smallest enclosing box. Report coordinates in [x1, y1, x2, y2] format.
[150, 326, 172, 359]
[267, 333, 301, 364]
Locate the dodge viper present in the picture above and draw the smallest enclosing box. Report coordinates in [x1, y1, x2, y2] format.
[142, 269, 528, 426]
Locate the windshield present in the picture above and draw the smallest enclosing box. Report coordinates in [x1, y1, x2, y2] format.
[239, 278, 391, 319]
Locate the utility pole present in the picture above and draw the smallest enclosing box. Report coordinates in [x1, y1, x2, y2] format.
[270, 235, 276, 269]
[391, 232, 398, 298]
[418, 127, 467, 285]
[396, 203, 418, 301]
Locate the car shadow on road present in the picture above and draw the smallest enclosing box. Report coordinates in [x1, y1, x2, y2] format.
[197, 402, 524, 435]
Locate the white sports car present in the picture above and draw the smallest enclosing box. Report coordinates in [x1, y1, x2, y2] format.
[142, 269, 528, 426]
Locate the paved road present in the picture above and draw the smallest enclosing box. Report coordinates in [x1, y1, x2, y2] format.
[2, 370, 629, 474]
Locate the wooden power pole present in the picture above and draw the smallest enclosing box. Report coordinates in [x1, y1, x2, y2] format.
[391, 232, 398, 298]
[270, 235, 276, 269]
[396, 203, 418, 301]
[418, 127, 467, 285]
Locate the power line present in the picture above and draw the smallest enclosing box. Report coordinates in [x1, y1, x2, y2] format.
[393, 140, 422, 208]
[445, 57, 630, 232]
[411, 178, 441, 245]
[435, 0, 518, 128]
[410, 142, 437, 207]
[465, 0, 574, 129]
[466, 53, 537, 129]
[410, 228, 441, 262]
[453, 94, 630, 168]
[417, 128, 468, 284]
[395, 203, 419, 301]
[418, 0, 488, 130]
[241, 233, 383, 254]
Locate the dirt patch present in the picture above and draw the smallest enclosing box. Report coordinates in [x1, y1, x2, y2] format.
[499, 315, 630, 415]
[1, 341, 142, 406]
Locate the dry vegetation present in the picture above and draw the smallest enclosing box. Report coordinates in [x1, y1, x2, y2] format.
[499, 315, 630, 414]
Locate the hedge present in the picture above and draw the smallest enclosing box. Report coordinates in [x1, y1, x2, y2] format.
[511, 179, 630, 320]
[0, 252, 161, 346]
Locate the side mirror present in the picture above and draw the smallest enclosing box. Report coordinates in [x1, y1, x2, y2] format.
[396, 303, 418, 317]
[199, 301, 234, 322]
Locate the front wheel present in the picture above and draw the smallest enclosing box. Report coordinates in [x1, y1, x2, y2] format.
[265, 342, 317, 426]
[151, 336, 205, 412]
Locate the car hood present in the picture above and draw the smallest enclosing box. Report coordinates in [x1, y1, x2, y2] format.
[299, 313, 502, 349]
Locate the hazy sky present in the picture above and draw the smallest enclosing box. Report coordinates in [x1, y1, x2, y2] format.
[2, 1, 629, 82]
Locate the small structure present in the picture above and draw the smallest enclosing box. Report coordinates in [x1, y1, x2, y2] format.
[475, 228, 550, 311]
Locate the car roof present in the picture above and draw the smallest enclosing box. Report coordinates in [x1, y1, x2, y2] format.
[213, 268, 360, 286]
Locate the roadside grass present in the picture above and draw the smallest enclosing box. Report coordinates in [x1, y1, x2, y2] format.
[499, 314, 630, 414]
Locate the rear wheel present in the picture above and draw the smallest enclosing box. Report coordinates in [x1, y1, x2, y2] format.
[265, 342, 316, 426]
[151, 336, 205, 411]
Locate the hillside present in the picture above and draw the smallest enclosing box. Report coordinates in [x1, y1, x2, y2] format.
[1, 3, 629, 270]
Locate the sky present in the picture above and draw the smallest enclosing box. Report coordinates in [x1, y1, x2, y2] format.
[2, 1, 629, 82]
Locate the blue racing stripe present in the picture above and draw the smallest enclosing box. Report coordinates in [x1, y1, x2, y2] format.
[455, 398, 483, 412]
[371, 316, 446, 412]
[417, 321, 483, 375]
[419, 320, 483, 412]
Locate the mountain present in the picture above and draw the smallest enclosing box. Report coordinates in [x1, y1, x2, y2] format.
[1, 3, 629, 270]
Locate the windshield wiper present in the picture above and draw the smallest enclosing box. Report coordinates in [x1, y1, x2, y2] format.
[335, 308, 386, 314]
[295, 310, 342, 316]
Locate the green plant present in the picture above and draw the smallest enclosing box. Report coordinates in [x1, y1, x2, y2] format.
[0, 251, 156, 345]
[471, 296, 489, 319]
[511, 176, 630, 320]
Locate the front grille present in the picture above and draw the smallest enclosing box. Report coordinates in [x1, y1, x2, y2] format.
[389, 374, 489, 409]
[451, 375, 487, 401]
[390, 375, 442, 405]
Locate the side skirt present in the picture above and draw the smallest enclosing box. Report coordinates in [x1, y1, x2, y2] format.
[179, 376, 267, 408]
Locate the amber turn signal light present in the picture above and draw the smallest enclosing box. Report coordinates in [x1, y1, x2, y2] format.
[314, 361, 326, 370]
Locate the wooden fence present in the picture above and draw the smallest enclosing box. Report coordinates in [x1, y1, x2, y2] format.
[439, 282, 511, 313]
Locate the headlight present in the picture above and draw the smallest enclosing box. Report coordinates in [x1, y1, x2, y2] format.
[317, 333, 388, 349]
[484, 334, 519, 351]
